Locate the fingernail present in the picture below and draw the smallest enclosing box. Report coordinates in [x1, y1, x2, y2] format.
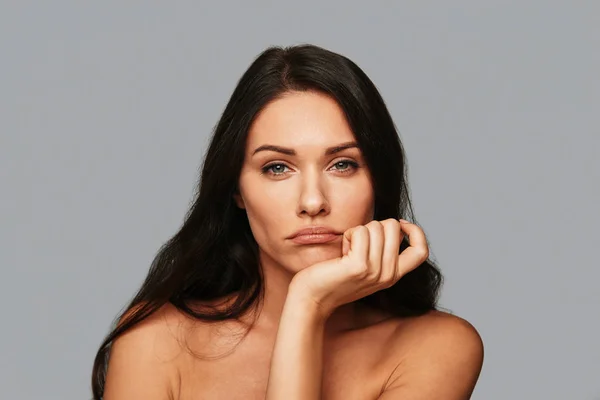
[399, 219, 409, 223]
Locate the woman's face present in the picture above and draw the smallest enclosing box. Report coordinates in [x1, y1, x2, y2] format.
[235, 90, 375, 273]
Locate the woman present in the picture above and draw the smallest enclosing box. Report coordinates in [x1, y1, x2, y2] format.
[92, 44, 484, 399]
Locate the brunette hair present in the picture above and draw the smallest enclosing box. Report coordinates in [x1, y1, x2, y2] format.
[91, 43, 443, 399]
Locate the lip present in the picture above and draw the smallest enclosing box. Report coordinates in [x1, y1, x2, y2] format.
[288, 226, 342, 244]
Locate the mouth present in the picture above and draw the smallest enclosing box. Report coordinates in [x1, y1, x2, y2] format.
[287, 226, 343, 245]
[289, 233, 342, 245]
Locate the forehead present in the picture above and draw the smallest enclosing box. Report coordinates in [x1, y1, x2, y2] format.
[246, 91, 355, 151]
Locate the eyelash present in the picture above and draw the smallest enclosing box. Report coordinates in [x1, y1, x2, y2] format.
[261, 159, 360, 177]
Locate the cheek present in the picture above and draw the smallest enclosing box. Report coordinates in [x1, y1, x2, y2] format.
[331, 179, 375, 221]
[240, 181, 375, 274]
[242, 188, 291, 244]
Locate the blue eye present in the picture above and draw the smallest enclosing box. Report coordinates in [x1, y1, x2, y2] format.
[333, 160, 358, 171]
[262, 163, 289, 175]
[261, 159, 359, 177]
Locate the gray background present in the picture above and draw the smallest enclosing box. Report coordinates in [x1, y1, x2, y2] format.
[1, 2, 598, 399]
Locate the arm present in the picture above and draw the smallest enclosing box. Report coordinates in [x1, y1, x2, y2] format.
[264, 283, 328, 400]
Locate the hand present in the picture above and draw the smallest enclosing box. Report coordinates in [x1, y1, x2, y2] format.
[289, 219, 429, 319]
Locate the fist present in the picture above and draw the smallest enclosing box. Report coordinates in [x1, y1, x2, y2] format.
[290, 219, 429, 318]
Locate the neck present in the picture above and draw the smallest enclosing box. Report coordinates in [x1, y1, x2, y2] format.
[247, 251, 361, 337]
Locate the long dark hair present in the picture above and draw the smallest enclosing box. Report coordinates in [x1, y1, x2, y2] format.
[91, 43, 444, 399]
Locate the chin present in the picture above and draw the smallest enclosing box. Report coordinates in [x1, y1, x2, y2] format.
[293, 246, 342, 268]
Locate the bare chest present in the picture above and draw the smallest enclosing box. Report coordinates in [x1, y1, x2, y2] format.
[175, 320, 399, 400]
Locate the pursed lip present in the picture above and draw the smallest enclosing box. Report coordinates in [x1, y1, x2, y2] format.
[287, 226, 342, 239]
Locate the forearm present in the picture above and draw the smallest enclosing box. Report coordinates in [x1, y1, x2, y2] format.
[265, 287, 328, 400]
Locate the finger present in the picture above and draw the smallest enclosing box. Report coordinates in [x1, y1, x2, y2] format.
[365, 221, 385, 279]
[343, 225, 369, 263]
[380, 219, 403, 283]
[395, 221, 429, 278]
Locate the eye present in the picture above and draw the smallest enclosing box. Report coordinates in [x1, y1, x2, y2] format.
[260, 159, 360, 177]
[261, 163, 290, 176]
[331, 160, 359, 173]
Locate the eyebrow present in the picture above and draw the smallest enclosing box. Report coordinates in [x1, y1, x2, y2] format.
[252, 141, 359, 157]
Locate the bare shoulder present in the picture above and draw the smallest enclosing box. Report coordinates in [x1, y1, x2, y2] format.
[103, 302, 197, 399]
[392, 309, 483, 345]
[379, 310, 484, 399]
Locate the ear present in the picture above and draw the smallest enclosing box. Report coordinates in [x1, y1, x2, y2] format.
[233, 192, 245, 209]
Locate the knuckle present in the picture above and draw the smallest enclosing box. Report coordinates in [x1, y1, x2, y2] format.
[381, 219, 400, 234]
[382, 278, 398, 289]
[353, 266, 380, 282]
[368, 269, 382, 282]
[370, 224, 385, 240]
[366, 220, 384, 232]
[351, 262, 369, 278]
[381, 218, 399, 228]
[379, 272, 395, 285]
[355, 225, 369, 235]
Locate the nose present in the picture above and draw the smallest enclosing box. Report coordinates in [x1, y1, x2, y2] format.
[296, 171, 331, 217]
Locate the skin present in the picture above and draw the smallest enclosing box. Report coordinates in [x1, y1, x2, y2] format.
[264, 218, 428, 399]
[102, 89, 484, 399]
[234, 89, 377, 337]
[234, 90, 483, 399]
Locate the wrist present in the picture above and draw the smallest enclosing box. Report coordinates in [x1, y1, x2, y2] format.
[286, 281, 332, 323]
